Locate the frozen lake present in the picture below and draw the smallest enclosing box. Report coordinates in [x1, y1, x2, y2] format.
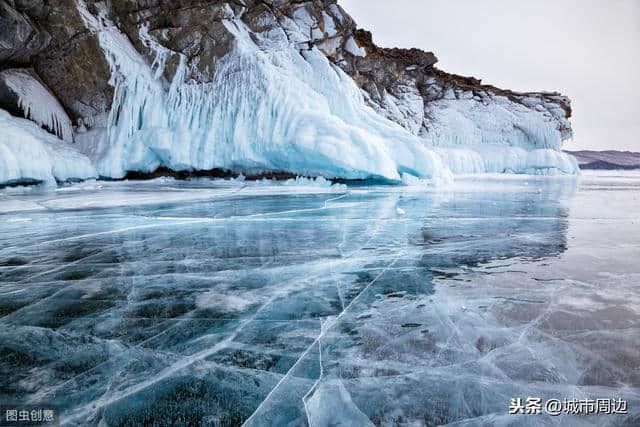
[1, 172, 639, 426]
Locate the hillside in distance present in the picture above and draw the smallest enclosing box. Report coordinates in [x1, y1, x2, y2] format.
[565, 150, 640, 170]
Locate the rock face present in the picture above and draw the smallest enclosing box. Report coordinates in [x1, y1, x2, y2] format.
[0, 0, 112, 122]
[0, 0, 50, 63]
[0, 0, 577, 182]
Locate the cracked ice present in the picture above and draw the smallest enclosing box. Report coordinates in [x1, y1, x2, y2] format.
[1, 172, 639, 426]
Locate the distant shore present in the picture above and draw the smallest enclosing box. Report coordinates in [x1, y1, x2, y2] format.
[565, 150, 640, 170]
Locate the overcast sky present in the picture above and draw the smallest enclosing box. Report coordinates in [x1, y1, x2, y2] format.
[341, 0, 640, 151]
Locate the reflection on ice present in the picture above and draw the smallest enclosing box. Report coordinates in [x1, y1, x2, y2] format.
[0, 172, 639, 426]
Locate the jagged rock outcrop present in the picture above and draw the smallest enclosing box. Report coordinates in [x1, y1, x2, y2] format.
[0, 0, 112, 122]
[0, 0, 577, 184]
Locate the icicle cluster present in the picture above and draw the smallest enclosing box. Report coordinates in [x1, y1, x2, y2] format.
[0, 69, 74, 143]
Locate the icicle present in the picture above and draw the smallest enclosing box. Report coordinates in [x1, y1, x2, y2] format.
[0, 69, 74, 142]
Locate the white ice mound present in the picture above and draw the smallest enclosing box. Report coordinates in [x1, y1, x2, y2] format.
[76, 1, 577, 181]
[0, 109, 96, 186]
[0, 69, 74, 142]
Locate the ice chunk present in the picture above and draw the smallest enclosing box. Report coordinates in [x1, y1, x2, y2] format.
[0, 109, 96, 186]
[0, 69, 73, 142]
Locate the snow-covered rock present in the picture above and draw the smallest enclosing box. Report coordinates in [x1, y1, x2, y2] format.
[345, 36, 366, 57]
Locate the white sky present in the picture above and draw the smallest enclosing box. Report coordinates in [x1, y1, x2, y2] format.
[340, 0, 640, 151]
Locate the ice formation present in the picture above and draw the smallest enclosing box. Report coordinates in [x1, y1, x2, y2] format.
[72, 1, 577, 183]
[73, 1, 450, 182]
[423, 94, 579, 174]
[0, 109, 96, 186]
[0, 1, 579, 186]
[0, 69, 74, 142]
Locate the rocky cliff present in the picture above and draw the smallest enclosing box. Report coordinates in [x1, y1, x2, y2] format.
[0, 0, 578, 185]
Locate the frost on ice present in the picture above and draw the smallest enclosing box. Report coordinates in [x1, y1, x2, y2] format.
[74, 0, 577, 183]
[0, 109, 96, 186]
[0, 69, 74, 143]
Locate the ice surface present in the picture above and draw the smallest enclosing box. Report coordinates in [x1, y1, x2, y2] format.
[0, 69, 74, 142]
[0, 109, 96, 186]
[1, 172, 638, 426]
[71, 0, 576, 182]
[304, 380, 374, 427]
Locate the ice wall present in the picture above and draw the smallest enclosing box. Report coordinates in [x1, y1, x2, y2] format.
[0, 109, 96, 186]
[0, 0, 580, 185]
[421, 93, 578, 174]
[73, 1, 451, 182]
[73, 1, 577, 182]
